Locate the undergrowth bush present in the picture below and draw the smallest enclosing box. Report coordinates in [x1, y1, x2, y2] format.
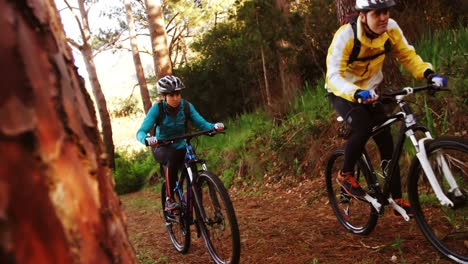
[412, 25, 467, 136]
[114, 149, 155, 195]
[109, 96, 143, 118]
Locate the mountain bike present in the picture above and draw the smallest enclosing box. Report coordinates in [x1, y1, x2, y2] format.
[158, 129, 240, 264]
[325, 85, 467, 263]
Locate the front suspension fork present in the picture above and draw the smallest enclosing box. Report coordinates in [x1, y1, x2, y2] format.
[414, 137, 461, 208]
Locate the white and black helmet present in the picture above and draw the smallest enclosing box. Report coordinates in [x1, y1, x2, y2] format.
[355, 0, 396, 11]
[157, 75, 185, 95]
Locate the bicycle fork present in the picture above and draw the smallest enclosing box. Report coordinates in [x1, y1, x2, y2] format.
[186, 165, 212, 228]
[411, 134, 462, 208]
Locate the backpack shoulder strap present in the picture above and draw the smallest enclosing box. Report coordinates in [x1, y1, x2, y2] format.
[384, 38, 391, 53]
[157, 101, 165, 126]
[183, 99, 190, 119]
[352, 38, 392, 62]
[153, 100, 192, 135]
[153, 101, 165, 136]
[348, 17, 361, 65]
[183, 99, 191, 133]
[347, 19, 392, 64]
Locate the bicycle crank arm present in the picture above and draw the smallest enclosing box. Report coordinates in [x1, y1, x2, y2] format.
[363, 194, 382, 213]
[388, 198, 410, 221]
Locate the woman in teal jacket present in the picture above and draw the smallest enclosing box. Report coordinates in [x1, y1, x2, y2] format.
[136, 75, 224, 211]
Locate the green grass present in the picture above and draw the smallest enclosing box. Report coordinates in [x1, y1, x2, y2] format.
[288, 79, 333, 123]
[416, 24, 467, 75]
[126, 195, 160, 210]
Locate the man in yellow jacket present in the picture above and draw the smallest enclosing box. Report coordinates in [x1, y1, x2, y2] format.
[325, 0, 447, 216]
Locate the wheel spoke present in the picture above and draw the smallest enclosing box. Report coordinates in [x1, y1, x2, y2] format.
[409, 138, 468, 262]
[196, 172, 240, 264]
[161, 178, 191, 253]
[325, 149, 378, 235]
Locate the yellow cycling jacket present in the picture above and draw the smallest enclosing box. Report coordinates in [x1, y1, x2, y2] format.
[325, 18, 432, 102]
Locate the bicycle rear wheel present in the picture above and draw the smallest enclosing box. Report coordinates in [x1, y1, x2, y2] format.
[325, 149, 378, 235]
[408, 137, 468, 263]
[161, 175, 191, 253]
[195, 171, 240, 264]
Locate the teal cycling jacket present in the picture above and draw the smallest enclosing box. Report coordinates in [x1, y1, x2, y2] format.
[136, 99, 214, 149]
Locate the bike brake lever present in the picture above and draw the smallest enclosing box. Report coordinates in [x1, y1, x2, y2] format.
[428, 85, 449, 95]
[209, 129, 226, 136]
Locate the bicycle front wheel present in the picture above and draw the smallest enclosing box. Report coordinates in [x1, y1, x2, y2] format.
[195, 171, 240, 264]
[161, 175, 191, 253]
[325, 149, 378, 235]
[408, 137, 468, 263]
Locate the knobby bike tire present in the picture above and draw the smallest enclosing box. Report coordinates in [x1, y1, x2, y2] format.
[325, 149, 379, 235]
[407, 136, 468, 263]
[194, 171, 240, 264]
[161, 174, 191, 253]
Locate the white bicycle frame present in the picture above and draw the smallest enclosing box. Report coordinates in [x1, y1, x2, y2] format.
[397, 89, 461, 208]
[349, 87, 463, 217]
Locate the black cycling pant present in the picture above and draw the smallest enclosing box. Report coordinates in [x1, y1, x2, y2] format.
[329, 93, 402, 199]
[152, 146, 186, 198]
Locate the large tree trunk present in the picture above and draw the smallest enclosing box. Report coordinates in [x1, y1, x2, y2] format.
[77, 0, 116, 169]
[125, 0, 152, 113]
[256, 12, 272, 111]
[145, 0, 172, 78]
[273, 0, 302, 121]
[334, 0, 355, 23]
[0, 0, 136, 263]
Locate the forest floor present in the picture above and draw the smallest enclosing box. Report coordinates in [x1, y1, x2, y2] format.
[121, 175, 454, 264]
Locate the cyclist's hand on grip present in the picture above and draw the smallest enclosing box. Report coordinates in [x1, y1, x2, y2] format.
[214, 122, 224, 132]
[428, 74, 447, 88]
[145, 136, 158, 146]
[354, 89, 378, 104]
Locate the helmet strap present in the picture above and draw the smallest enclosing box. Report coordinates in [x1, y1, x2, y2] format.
[362, 12, 381, 38]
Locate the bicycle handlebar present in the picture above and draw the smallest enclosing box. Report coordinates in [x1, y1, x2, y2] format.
[156, 128, 224, 146]
[381, 84, 449, 98]
[357, 85, 448, 104]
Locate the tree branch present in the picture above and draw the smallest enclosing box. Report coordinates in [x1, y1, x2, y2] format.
[66, 37, 82, 50]
[63, 0, 87, 43]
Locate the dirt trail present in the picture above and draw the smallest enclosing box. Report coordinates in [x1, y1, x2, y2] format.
[121, 176, 452, 264]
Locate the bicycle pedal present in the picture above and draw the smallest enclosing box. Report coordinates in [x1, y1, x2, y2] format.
[339, 193, 351, 204]
[166, 214, 177, 222]
[171, 209, 181, 215]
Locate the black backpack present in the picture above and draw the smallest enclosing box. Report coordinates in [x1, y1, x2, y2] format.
[152, 99, 191, 135]
[346, 14, 392, 65]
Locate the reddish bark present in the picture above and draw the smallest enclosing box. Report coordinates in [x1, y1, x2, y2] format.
[0, 0, 136, 263]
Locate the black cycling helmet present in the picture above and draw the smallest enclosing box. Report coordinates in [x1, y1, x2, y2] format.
[157, 75, 185, 95]
[355, 0, 396, 11]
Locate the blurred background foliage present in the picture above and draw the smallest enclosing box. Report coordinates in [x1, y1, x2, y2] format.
[109, 0, 466, 194]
